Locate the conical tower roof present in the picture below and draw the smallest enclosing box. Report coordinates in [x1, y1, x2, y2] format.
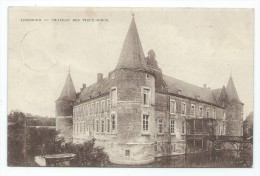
[226, 76, 242, 103]
[57, 72, 76, 102]
[116, 15, 149, 71]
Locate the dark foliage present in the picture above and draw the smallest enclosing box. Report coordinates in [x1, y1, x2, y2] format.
[26, 117, 55, 126]
[8, 123, 26, 166]
[8, 111, 59, 166]
[61, 139, 110, 167]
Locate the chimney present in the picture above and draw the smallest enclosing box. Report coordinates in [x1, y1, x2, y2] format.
[203, 84, 206, 90]
[97, 73, 103, 83]
[80, 84, 86, 91]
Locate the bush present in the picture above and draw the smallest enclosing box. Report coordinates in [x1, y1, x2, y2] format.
[62, 139, 110, 167]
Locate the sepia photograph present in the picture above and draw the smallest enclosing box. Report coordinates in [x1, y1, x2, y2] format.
[7, 7, 254, 168]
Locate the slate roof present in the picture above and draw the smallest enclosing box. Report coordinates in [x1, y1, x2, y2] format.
[116, 16, 149, 71]
[211, 88, 223, 102]
[163, 74, 220, 105]
[226, 76, 242, 103]
[78, 77, 114, 102]
[57, 73, 76, 102]
[76, 73, 228, 106]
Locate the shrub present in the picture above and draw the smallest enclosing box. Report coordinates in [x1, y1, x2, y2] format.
[62, 139, 110, 167]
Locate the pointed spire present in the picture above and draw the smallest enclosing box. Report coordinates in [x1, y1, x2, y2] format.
[226, 75, 242, 103]
[116, 15, 149, 71]
[57, 72, 76, 102]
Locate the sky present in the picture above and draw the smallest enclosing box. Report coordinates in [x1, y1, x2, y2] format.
[8, 7, 254, 118]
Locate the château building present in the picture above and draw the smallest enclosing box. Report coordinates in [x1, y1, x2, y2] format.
[55, 15, 244, 165]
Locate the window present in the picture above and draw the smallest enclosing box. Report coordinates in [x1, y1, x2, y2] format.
[86, 105, 89, 116]
[142, 114, 149, 132]
[79, 107, 82, 117]
[111, 88, 117, 108]
[77, 122, 79, 133]
[170, 119, 175, 134]
[213, 109, 216, 119]
[222, 124, 225, 135]
[173, 143, 177, 151]
[142, 87, 151, 106]
[241, 123, 243, 136]
[107, 118, 110, 133]
[223, 112, 226, 120]
[181, 102, 186, 115]
[101, 101, 105, 113]
[79, 122, 82, 133]
[158, 119, 163, 134]
[182, 121, 185, 134]
[96, 102, 99, 114]
[107, 99, 110, 111]
[84, 105, 86, 116]
[170, 100, 176, 114]
[199, 106, 203, 117]
[78, 107, 80, 117]
[206, 108, 210, 118]
[73, 123, 75, 132]
[190, 104, 195, 116]
[91, 103, 94, 115]
[125, 150, 130, 157]
[95, 120, 99, 133]
[219, 125, 221, 135]
[101, 119, 105, 133]
[111, 114, 117, 133]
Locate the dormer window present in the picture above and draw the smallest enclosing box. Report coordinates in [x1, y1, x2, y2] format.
[146, 74, 151, 80]
[111, 87, 117, 108]
[206, 108, 210, 118]
[111, 73, 115, 79]
[178, 89, 182, 95]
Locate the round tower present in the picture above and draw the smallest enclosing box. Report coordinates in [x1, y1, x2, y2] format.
[225, 76, 244, 137]
[55, 71, 76, 142]
[107, 15, 156, 164]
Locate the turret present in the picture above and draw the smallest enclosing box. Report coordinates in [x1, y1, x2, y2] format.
[55, 71, 76, 142]
[225, 75, 244, 136]
[108, 15, 156, 164]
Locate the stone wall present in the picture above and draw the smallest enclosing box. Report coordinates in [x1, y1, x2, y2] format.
[225, 103, 243, 136]
[56, 117, 73, 142]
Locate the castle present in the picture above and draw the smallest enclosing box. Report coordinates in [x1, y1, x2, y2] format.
[55, 15, 244, 165]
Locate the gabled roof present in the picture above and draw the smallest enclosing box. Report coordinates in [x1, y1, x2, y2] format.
[116, 15, 149, 71]
[57, 73, 76, 102]
[211, 88, 222, 101]
[163, 75, 219, 105]
[226, 76, 242, 103]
